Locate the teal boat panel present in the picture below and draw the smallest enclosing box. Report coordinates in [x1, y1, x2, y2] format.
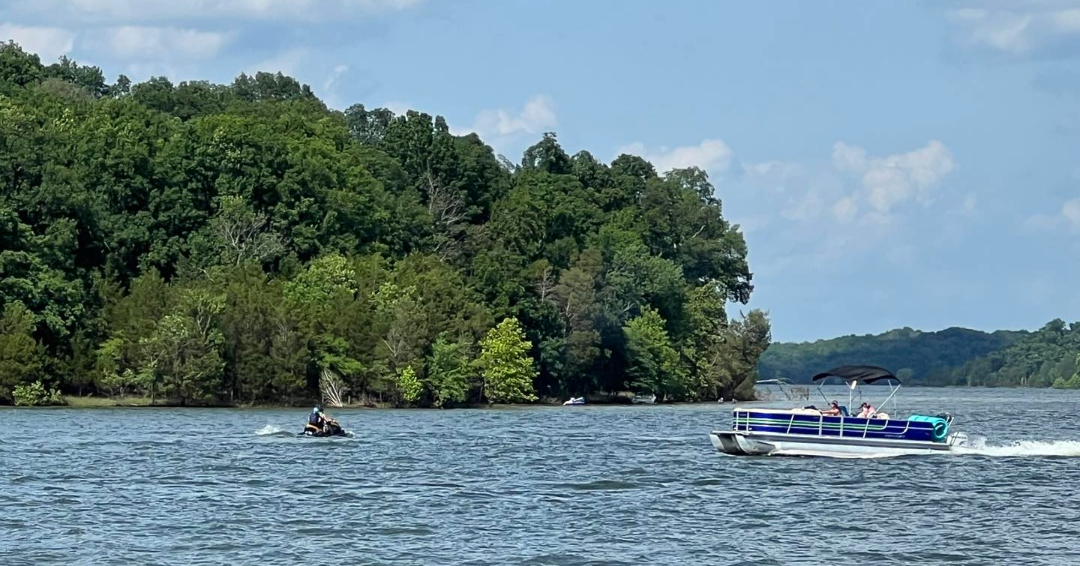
[907, 414, 949, 441]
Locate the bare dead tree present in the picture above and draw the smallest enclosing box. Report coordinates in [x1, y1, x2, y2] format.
[426, 172, 465, 228]
[425, 172, 467, 260]
[534, 263, 556, 303]
[210, 196, 286, 266]
[320, 368, 348, 408]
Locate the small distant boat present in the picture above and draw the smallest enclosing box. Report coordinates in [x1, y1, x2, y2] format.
[631, 393, 656, 405]
[709, 365, 972, 458]
[562, 397, 585, 406]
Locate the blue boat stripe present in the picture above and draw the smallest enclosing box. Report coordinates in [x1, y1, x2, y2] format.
[731, 410, 941, 442]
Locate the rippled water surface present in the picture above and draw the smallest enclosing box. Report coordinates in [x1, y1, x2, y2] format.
[3, 387, 1080, 565]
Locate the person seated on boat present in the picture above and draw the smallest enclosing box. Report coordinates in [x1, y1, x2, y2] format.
[306, 405, 327, 433]
[857, 402, 877, 418]
[821, 401, 842, 416]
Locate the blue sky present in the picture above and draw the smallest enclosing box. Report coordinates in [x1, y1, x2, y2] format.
[3, 0, 1079, 342]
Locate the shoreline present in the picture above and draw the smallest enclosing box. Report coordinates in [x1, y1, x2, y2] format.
[4, 383, 1071, 409]
[0, 395, 752, 410]
[6, 384, 1072, 409]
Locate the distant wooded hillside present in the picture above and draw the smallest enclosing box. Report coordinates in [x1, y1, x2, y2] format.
[757, 326, 1027, 384]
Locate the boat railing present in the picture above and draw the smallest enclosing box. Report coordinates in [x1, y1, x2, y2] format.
[733, 409, 915, 438]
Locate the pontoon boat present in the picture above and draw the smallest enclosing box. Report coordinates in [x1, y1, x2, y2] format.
[709, 365, 971, 458]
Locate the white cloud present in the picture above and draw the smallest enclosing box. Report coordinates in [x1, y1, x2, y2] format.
[945, 2, 1080, 57]
[740, 158, 848, 224]
[943, 191, 979, 221]
[323, 64, 349, 92]
[729, 138, 964, 282]
[742, 141, 954, 226]
[1063, 197, 1080, 229]
[743, 160, 805, 183]
[831, 142, 867, 174]
[85, 26, 232, 61]
[1023, 197, 1080, 232]
[1023, 212, 1062, 231]
[778, 188, 826, 222]
[464, 94, 558, 139]
[616, 139, 734, 175]
[315, 64, 354, 110]
[948, 8, 1033, 54]
[0, 24, 76, 62]
[741, 139, 951, 244]
[831, 195, 859, 223]
[10, 0, 425, 24]
[833, 140, 955, 214]
[607, 134, 964, 285]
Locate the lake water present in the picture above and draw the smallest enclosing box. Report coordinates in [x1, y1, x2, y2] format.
[2, 387, 1080, 565]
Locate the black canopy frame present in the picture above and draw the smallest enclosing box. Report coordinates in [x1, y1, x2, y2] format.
[811, 365, 901, 385]
[809, 365, 902, 416]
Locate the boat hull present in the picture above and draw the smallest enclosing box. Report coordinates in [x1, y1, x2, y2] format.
[709, 408, 969, 458]
[709, 430, 963, 458]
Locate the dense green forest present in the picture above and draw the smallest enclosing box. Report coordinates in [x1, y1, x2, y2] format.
[758, 327, 1023, 383]
[930, 320, 1080, 388]
[0, 43, 769, 406]
[759, 320, 1080, 388]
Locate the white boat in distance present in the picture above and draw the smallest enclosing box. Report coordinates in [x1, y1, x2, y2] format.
[709, 365, 972, 458]
[631, 393, 656, 405]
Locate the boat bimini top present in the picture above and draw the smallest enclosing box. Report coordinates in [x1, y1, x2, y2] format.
[810, 365, 902, 417]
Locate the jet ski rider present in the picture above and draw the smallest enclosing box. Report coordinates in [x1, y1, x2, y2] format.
[307, 404, 328, 433]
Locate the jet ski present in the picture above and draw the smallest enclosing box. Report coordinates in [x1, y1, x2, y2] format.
[299, 417, 350, 438]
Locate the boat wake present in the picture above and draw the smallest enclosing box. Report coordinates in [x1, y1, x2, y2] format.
[255, 425, 296, 438]
[953, 439, 1080, 458]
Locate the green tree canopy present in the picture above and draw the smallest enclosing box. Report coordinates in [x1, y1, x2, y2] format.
[0, 45, 768, 405]
[477, 317, 538, 403]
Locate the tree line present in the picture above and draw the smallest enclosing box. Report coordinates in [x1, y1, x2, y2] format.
[757, 326, 1022, 384]
[927, 319, 1080, 388]
[760, 320, 1080, 389]
[0, 42, 770, 406]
